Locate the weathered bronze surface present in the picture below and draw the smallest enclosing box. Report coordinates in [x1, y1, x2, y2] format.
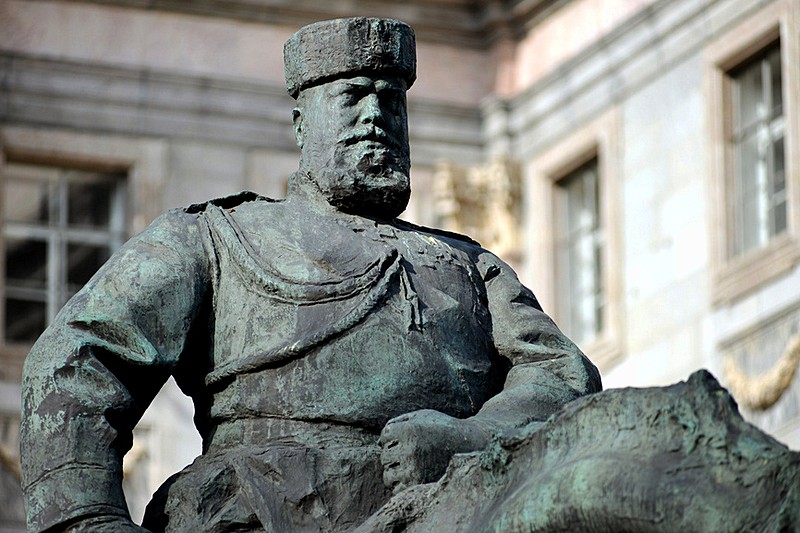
[20, 17, 799, 532]
[358, 370, 800, 532]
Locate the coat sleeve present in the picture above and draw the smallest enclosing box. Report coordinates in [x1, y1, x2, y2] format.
[20, 208, 213, 532]
[471, 249, 602, 430]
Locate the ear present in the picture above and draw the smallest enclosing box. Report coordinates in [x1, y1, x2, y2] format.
[292, 107, 303, 148]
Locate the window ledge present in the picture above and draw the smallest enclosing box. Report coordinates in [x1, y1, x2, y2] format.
[713, 234, 800, 305]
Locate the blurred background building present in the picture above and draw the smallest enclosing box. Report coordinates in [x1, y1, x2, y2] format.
[1, 0, 799, 528]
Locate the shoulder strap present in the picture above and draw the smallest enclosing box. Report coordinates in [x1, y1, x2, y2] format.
[184, 190, 278, 214]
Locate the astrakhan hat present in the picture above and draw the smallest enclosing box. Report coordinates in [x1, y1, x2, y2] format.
[284, 17, 416, 99]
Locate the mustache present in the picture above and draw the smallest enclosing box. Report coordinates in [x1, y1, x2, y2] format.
[339, 127, 405, 152]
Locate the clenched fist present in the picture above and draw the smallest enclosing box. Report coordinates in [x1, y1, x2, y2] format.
[379, 409, 492, 493]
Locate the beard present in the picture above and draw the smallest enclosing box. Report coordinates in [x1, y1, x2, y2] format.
[305, 141, 411, 220]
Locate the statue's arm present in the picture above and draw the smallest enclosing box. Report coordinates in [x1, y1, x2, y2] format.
[380, 249, 601, 492]
[20, 209, 212, 533]
[468, 251, 602, 431]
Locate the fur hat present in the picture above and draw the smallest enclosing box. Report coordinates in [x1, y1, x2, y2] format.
[284, 17, 416, 98]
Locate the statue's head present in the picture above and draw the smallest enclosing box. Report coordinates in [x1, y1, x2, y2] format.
[284, 18, 416, 219]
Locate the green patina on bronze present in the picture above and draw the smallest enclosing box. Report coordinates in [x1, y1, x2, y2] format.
[358, 371, 800, 532]
[20, 17, 799, 533]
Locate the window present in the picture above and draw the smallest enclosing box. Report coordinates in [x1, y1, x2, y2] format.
[553, 159, 604, 345]
[706, 0, 800, 304]
[0, 125, 167, 487]
[2, 162, 126, 344]
[730, 43, 786, 256]
[525, 110, 622, 370]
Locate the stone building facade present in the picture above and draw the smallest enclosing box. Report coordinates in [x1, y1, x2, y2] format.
[1, 0, 798, 525]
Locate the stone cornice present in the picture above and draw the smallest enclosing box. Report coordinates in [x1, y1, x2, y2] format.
[52, 0, 560, 48]
[0, 52, 483, 163]
[492, 0, 777, 159]
[0, 53, 297, 148]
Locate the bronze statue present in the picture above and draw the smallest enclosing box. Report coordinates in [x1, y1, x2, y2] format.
[21, 18, 600, 532]
[20, 18, 799, 533]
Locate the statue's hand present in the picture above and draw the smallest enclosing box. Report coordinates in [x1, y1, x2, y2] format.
[379, 409, 491, 493]
[64, 515, 152, 532]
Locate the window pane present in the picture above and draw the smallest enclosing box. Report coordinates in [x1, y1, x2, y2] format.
[768, 46, 783, 112]
[769, 135, 787, 239]
[4, 179, 50, 224]
[67, 179, 114, 229]
[593, 243, 604, 310]
[5, 238, 47, 290]
[5, 298, 46, 343]
[566, 176, 584, 231]
[733, 58, 763, 130]
[772, 135, 785, 194]
[736, 131, 763, 191]
[2, 162, 127, 345]
[66, 243, 110, 291]
[771, 201, 787, 236]
[730, 42, 784, 257]
[739, 192, 763, 253]
[556, 159, 602, 344]
[737, 130, 768, 253]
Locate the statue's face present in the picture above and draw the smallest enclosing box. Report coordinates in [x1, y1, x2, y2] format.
[294, 75, 411, 219]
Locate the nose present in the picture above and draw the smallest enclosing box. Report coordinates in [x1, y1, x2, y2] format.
[359, 93, 383, 125]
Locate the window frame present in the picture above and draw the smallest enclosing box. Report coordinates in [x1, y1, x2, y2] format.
[706, 0, 800, 304]
[524, 110, 623, 371]
[552, 157, 605, 346]
[0, 126, 167, 381]
[3, 161, 128, 343]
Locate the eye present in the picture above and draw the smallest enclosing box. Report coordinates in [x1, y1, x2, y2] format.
[338, 86, 368, 105]
[379, 90, 404, 115]
[340, 91, 360, 105]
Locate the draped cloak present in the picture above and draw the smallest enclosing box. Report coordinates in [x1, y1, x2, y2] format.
[20, 191, 601, 532]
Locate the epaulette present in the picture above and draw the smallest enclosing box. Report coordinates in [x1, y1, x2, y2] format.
[393, 219, 481, 247]
[184, 190, 279, 214]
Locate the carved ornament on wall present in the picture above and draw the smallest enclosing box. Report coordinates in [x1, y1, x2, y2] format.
[433, 156, 522, 262]
[723, 333, 800, 411]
